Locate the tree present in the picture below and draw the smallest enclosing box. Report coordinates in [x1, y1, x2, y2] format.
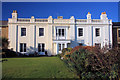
[2, 37, 9, 49]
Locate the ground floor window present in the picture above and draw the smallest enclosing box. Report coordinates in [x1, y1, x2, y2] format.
[95, 43, 101, 48]
[118, 44, 120, 48]
[62, 44, 65, 49]
[59, 44, 61, 51]
[58, 43, 65, 51]
[79, 43, 83, 46]
[20, 43, 26, 52]
[38, 43, 45, 52]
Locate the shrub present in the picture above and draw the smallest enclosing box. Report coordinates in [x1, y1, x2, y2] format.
[63, 48, 91, 79]
[63, 46, 120, 79]
[57, 48, 72, 58]
[88, 47, 120, 79]
[63, 46, 94, 59]
[2, 49, 18, 58]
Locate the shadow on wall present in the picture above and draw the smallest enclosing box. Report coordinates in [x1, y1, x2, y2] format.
[18, 46, 48, 56]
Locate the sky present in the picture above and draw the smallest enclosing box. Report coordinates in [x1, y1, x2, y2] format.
[2, 2, 119, 22]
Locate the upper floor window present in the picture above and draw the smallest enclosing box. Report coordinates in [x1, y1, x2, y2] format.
[38, 43, 45, 52]
[39, 28, 44, 36]
[20, 43, 26, 52]
[118, 30, 120, 37]
[95, 28, 100, 37]
[21, 28, 26, 36]
[78, 28, 83, 37]
[57, 29, 65, 36]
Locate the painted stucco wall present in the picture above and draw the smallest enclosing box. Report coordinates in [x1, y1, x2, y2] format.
[8, 11, 112, 55]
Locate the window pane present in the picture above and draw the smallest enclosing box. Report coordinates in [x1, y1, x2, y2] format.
[59, 29, 61, 36]
[79, 43, 83, 46]
[118, 44, 120, 47]
[42, 44, 45, 52]
[59, 44, 61, 51]
[96, 28, 100, 36]
[78, 28, 83, 36]
[62, 44, 65, 49]
[21, 28, 26, 36]
[38, 44, 41, 52]
[39, 28, 44, 36]
[118, 30, 120, 37]
[56, 29, 57, 36]
[24, 43, 26, 52]
[20, 43, 23, 52]
[95, 43, 101, 48]
[62, 29, 64, 36]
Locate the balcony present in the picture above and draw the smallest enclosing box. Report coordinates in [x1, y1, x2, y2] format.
[52, 36, 71, 43]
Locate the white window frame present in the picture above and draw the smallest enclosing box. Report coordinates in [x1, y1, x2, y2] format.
[21, 28, 26, 36]
[20, 43, 26, 52]
[39, 28, 44, 36]
[95, 28, 100, 37]
[55, 26, 68, 40]
[77, 27, 84, 38]
[78, 28, 83, 37]
[38, 43, 45, 52]
[56, 28, 65, 37]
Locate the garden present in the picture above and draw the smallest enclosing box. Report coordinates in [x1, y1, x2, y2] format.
[1, 37, 120, 79]
[58, 46, 120, 79]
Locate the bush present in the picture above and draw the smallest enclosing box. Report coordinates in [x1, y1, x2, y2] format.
[88, 47, 120, 79]
[57, 48, 72, 58]
[62, 46, 120, 79]
[64, 48, 92, 79]
[2, 49, 18, 58]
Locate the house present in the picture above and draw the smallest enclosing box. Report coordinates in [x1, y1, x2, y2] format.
[8, 10, 112, 56]
[112, 22, 120, 47]
[0, 21, 8, 38]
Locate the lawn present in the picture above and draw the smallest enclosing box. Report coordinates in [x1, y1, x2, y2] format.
[2, 57, 78, 79]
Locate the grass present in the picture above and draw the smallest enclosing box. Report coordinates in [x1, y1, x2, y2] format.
[2, 57, 78, 78]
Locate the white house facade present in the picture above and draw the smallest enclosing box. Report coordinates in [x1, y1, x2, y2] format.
[8, 11, 112, 56]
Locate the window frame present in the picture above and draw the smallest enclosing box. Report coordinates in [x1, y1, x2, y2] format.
[95, 43, 101, 48]
[57, 29, 65, 37]
[21, 28, 26, 36]
[79, 43, 83, 46]
[118, 30, 120, 38]
[95, 28, 100, 37]
[59, 44, 61, 51]
[38, 43, 45, 52]
[20, 43, 26, 52]
[39, 28, 44, 36]
[78, 28, 83, 37]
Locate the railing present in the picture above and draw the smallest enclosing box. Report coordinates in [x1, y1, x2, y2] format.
[76, 19, 87, 22]
[17, 18, 30, 22]
[35, 19, 48, 22]
[54, 19, 70, 23]
[52, 36, 70, 40]
[17, 18, 48, 22]
[92, 19, 102, 22]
